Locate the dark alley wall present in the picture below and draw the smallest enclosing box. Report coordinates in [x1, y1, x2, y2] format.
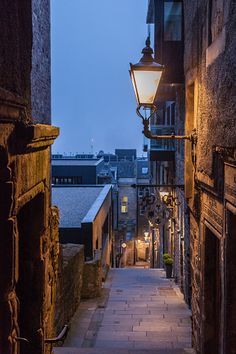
[0, 1, 32, 108]
[31, 0, 51, 123]
[184, 1, 236, 353]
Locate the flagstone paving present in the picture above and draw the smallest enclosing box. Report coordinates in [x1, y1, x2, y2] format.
[53, 268, 195, 354]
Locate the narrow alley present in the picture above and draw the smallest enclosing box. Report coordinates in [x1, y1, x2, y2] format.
[54, 268, 194, 354]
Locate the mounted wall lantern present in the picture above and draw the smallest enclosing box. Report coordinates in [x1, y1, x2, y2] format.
[130, 37, 164, 110]
[129, 37, 197, 145]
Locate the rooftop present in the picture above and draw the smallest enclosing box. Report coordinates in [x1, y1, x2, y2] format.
[52, 158, 103, 166]
[110, 161, 136, 178]
[52, 186, 106, 227]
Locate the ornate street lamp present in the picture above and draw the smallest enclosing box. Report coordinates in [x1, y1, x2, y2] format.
[162, 192, 181, 208]
[129, 38, 197, 144]
[130, 37, 164, 113]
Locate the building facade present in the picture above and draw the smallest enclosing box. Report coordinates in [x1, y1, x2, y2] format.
[147, 0, 236, 353]
[52, 157, 104, 185]
[184, 1, 236, 353]
[0, 1, 59, 354]
[147, 0, 191, 295]
[148, 0, 236, 354]
[52, 185, 113, 266]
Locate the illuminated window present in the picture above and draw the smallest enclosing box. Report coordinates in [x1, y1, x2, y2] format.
[164, 2, 182, 41]
[121, 205, 128, 213]
[142, 167, 148, 174]
[121, 196, 128, 213]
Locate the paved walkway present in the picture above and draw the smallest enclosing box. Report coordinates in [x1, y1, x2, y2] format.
[54, 268, 194, 354]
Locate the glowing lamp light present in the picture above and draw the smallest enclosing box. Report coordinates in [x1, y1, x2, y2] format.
[130, 37, 164, 108]
[144, 232, 149, 242]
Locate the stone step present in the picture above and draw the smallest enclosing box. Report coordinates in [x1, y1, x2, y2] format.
[53, 347, 196, 354]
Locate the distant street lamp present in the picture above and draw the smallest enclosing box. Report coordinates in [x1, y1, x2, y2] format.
[144, 231, 150, 243]
[129, 38, 197, 145]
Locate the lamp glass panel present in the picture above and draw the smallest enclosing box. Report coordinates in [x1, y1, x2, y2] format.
[133, 70, 162, 105]
[130, 71, 139, 103]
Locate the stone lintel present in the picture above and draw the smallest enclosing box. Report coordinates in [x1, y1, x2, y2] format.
[23, 124, 60, 150]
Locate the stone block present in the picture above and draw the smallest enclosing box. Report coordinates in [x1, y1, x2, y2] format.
[55, 244, 84, 333]
[81, 260, 102, 299]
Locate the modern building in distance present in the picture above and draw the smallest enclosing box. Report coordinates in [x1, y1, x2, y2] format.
[97, 150, 118, 163]
[52, 185, 113, 267]
[115, 149, 137, 161]
[51, 151, 152, 267]
[52, 157, 104, 185]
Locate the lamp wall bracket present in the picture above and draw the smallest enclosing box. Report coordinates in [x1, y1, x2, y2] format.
[136, 105, 197, 145]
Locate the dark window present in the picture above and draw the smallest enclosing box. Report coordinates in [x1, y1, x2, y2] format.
[151, 129, 163, 149]
[156, 111, 164, 125]
[208, 0, 213, 46]
[164, 2, 182, 41]
[167, 106, 171, 125]
[171, 102, 175, 125]
[52, 176, 82, 184]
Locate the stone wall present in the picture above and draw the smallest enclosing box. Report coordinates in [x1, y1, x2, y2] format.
[183, 1, 236, 352]
[184, 0, 236, 177]
[0, 116, 59, 354]
[31, 0, 51, 123]
[0, 1, 32, 106]
[55, 244, 84, 334]
[0, 1, 57, 353]
[44, 207, 60, 354]
[81, 260, 102, 299]
[55, 247, 103, 334]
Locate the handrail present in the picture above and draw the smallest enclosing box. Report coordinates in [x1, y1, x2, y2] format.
[44, 324, 69, 344]
[15, 337, 29, 344]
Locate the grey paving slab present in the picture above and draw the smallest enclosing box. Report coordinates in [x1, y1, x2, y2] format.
[91, 268, 193, 351]
[58, 268, 194, 353]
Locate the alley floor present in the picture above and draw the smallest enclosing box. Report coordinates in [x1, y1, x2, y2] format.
[54, 268, 195, 354]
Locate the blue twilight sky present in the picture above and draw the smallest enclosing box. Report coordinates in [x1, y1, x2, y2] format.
[51, 0, 150, 156]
